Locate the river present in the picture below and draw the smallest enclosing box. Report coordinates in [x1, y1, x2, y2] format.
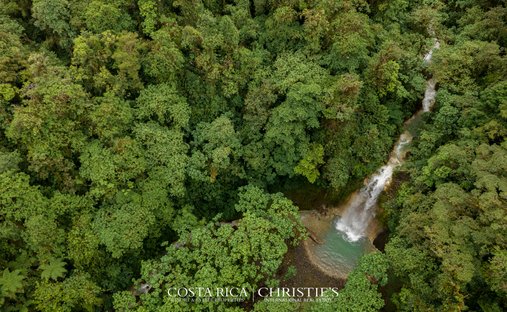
[299, 38, 440, 279]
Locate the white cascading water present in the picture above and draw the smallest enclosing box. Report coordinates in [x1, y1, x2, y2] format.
[334, 133, 411, 241]
[422, 78, 437, 112]
[335, 39, 440, 242]
[422, 40, 439, 112]
[423, 40, 440, 63]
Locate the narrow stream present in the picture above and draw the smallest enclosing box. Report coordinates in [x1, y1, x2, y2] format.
[307, 39, 440, 277]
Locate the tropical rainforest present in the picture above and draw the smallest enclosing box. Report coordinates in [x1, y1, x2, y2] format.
[0, 0, 506, 311]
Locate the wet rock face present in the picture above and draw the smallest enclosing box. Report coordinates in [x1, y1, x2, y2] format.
[373, 230, 389, 252]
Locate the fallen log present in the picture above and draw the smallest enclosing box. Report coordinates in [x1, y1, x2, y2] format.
[306, 227, 323, 244]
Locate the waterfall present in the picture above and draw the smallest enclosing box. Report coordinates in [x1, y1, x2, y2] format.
[334, 133, 411, 242]
[422, 39, 439, 112]
[334, 40, 440, 242]
[422, 78, 437, 112]
[423, 40, 440, 64]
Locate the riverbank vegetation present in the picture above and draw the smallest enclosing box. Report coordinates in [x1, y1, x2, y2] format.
[0, 0, 505, 311]
[382, 2, 507, 311]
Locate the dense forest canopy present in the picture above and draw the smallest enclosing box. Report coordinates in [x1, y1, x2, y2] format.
[0, 0, 505, 311]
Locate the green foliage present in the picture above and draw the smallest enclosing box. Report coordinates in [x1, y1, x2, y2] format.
[189, 114, 242, 183]
[134, 122, 188, 197]
[431, 40, 502, 94]
[383, 6, 507, 309]
[34, 273, 102, 312]
[84, 1, 134, 34]
[118, 185, 305, 310]
[138, 0, 159, 36]
[0, 83, 15, 101]
[1, 0, 505, 310]
[90, 93, 134, 142]
[0, 15, 26, 86]
[135, 83, 189, 127]
[328, 11, 373, 72]
[93, 190, 156, 258]
[0, 269, 25, 299]
[32, 0, 73, 46]
[486, 249, 507, 296]
[311, 253, 388, 312]
[294, 143, 325, 183]
[143, 27, 185, 83]
[40, 258, 67, 281]
[6, 61, 90, 189]
[72, 31, 144, 95]
[376, 0, 410, 24]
